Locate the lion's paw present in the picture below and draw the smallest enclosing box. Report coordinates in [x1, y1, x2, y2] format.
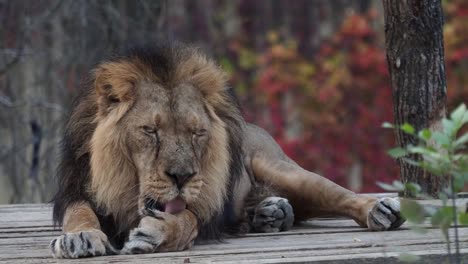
[50, 229, 115, 258]
[252, 197, 294, 233]
[367, 197, 406, 231]
[121, 216, 166, 254]
[121, 228, 162, 254]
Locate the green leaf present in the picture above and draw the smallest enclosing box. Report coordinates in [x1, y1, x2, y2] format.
[450, 103, 466, 123]
[382, 122, 394, 128]
[388, 147, 408, 158]
[459, 213, 468, 225]
[376, 181, 403, 192]
[432, 131, 450, 147]
[454, 170, 468, 184]
[442, 187, 454, 196]
[431, 206, 454, 241]
[401, 199, 425, 224]
[405, 182, 422, 196]
[401, 123, 415, 135]
[418, 129, 432, 141]
[442, 118, 456, 137]
[454, 133, 468, 148]
[407, 146, 432, 155]
[418, 161, 445, 176]
[415, 193, 434, 200]
[438, 192, 448, 206]
[453, 175, 465, 192]
[401, 157, 421, 167]
[393, 180, 405, 190]
[377, 180, 405, 192]
[398, 253, 421, 263]
[459, 168, 468, 181]
[455, 154, 467, 164]
[464, 110, 468, 124]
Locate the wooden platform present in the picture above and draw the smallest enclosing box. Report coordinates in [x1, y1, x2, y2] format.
[1, 200, 467, 263]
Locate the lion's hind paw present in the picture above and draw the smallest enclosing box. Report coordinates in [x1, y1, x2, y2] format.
[367, 197, 406, 231]
[251, 197, 294, 233]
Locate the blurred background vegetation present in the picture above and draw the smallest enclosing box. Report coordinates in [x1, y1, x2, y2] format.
[0, 0, 467, 204]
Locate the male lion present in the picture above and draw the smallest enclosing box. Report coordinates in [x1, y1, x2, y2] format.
[50, 42, 404, 258]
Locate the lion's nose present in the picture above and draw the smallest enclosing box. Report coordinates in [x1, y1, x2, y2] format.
[165, 169, 196, 189]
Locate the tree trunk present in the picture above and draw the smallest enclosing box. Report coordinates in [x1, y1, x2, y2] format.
[383, 0, 448, 197]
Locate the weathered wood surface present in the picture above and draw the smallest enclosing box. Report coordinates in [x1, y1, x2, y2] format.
[0, 198, 467, 263]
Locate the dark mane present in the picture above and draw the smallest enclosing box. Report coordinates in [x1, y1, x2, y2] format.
[52, 86, 96, 227]
[198, 88, 245, 240]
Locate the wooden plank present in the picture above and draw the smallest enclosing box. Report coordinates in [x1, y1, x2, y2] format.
[0, 224, 466, 260]
[2, 242, 466, 264]
[0, 200, 466, 263]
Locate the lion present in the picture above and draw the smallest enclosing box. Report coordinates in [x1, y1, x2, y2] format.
[50, 42, 405, 258]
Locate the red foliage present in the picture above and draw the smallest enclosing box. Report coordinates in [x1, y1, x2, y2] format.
[221, 3, 468, 193]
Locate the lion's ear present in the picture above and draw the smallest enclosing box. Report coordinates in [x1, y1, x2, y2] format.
[93, 62, 137, 116]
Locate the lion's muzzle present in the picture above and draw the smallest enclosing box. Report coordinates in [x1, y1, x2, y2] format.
[165, 168, 196, 189]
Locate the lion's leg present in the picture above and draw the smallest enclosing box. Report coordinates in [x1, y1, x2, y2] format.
[50, 202, 116, 258]
[122, 209, 198, 254]
[252, 156, 405, 231]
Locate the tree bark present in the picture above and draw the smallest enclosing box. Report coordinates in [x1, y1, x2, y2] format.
[383, 0, 448, 197]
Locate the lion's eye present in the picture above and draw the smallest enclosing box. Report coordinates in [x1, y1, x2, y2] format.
[142, 126, 157, 134]
[193, 129, 207, 137]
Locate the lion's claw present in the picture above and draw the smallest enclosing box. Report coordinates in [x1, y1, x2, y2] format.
[50, 229, 116, 258]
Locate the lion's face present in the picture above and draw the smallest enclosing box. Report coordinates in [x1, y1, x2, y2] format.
[89, 47, 238, 227]
[123, 82, 213, 213]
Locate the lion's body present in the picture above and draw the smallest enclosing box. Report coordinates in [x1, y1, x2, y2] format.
[50, 43, 404, 258]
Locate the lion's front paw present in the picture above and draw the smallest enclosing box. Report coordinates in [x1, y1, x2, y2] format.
[367, 197, 406, 231]
[121, 216, 167, 255]
[252, 197, 294, 233]
[50, 229, 115, 258]
[122, 209, 198, 255]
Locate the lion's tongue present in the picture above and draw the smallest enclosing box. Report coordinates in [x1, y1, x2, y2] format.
[164, 197, 186, 214]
